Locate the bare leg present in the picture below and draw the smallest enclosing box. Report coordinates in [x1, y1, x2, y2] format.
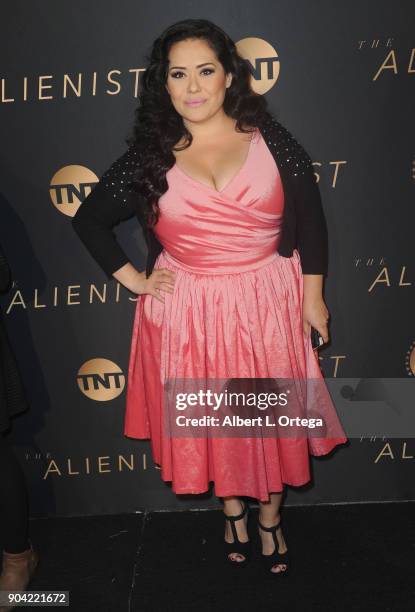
[258, 492, 288, 573]
[223, 496, 249, 562]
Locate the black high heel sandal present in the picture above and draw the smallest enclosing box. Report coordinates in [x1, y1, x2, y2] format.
[258, 514, 290, 575]
[224, 499, 251, 567]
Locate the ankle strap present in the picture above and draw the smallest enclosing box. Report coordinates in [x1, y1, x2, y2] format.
[224, 500, 248, 522]
[258, 516, 282, 532]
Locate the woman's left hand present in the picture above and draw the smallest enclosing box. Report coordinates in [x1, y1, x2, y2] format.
[302, 295, 330, 344]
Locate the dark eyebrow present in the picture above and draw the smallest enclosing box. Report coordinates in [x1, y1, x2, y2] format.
[169, 62, 216, 71]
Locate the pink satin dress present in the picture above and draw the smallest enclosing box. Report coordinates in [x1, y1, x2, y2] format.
[124, 127, 347, 501]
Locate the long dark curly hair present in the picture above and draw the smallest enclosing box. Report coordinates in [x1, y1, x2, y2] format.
[127, 18, 273, 228]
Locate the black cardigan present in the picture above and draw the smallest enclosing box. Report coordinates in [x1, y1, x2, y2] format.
[72, 115, 328, 279]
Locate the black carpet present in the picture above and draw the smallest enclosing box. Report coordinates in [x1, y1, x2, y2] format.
[5, 501, 414, 612]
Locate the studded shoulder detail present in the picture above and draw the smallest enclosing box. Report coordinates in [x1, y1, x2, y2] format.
[100, 142, 141, 205]
[260, 116, 313, 177]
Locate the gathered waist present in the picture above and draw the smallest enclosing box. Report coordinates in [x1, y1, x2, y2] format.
[158, 248, 293, 276]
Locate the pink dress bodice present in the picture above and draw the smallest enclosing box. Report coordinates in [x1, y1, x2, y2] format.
[153, 127, 285, 274]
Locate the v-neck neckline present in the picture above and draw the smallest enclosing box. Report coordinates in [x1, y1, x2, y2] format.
[173, 128, 258, 195]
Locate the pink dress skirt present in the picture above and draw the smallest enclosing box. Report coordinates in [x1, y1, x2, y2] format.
[124, 127, 347, 501]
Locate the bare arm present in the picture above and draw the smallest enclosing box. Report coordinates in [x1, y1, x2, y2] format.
[112, 261, 175, 304]
[302, 274, 329, 342]
[112, 261, 146, 293]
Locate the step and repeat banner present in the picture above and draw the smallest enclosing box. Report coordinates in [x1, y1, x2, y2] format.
[0, 1, 414, 517]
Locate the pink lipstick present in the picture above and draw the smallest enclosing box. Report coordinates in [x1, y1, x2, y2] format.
[185, 99, 206, 106]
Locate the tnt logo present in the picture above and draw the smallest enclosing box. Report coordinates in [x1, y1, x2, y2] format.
[236, 37, 280, 94]
[50, 165, 99, 217]
[77, 358, 125, 401]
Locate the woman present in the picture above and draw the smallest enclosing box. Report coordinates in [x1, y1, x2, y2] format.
[0, 242, 38, 604]
[72, 18, 347, 575]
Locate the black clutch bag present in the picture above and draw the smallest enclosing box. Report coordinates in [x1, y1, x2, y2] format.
[311, 326, 325, 350]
